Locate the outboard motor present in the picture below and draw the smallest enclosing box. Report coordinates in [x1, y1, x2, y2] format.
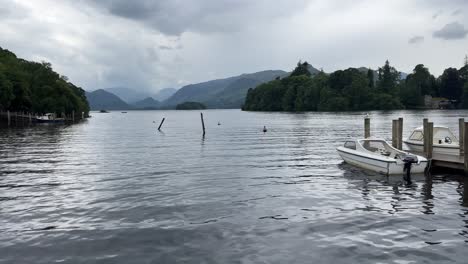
[402, 154, 418, 183]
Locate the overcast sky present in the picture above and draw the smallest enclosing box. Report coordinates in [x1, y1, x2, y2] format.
[1, 0, 467, 93]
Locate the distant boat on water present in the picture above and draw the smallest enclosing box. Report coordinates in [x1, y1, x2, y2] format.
[99, 110, 109, 113]
[35, 113, 65, 123]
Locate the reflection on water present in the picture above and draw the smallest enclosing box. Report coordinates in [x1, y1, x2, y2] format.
[0, 109, 467, 264]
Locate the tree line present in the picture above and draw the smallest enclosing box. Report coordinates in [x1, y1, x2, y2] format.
[0, 47, 89, 115]
[243, 58, 468, 111]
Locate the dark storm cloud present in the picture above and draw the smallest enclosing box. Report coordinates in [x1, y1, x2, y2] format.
[84, 0, 309, 35]
[408, 36, 424, 44]
[433, 22, 468, 40]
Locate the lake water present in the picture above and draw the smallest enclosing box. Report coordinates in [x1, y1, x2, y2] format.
[0, 109, 467, 263]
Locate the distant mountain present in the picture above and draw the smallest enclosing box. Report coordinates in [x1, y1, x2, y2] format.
[86, 89, 131, 110]
[154, 88, 177, 101]
[104, 87, 152, 104]
[132, 97, 160, 109]
[162, 70, 288, 108]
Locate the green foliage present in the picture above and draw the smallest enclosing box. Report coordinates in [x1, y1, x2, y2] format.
[377, 60, 400, 95]
[461, 82, 468, 109]
[243, 58, 468, 112]
[175, 101, 206, 110]
[290, 61, 311, 77]
[243, 61, 407, 112]
[439, 68, 462, 100]
[0, 47, 89, 114]
[400, 64, 438, 108]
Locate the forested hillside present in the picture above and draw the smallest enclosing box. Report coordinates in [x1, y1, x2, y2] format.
[0, 47, 89, 115]
[243, 60, 468, 111]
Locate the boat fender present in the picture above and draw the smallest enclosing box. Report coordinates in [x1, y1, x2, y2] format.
[403, 155, 417, 181]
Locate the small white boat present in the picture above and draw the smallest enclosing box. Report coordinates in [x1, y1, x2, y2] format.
[403, 126, 459, 156]
[337, 138, 428, 175]
[35, 113, 65, 123]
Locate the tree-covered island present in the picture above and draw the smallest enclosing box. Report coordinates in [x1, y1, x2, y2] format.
[243, 59, 468, 111]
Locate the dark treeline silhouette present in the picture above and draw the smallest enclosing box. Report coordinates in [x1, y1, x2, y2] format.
[0, 47, 89, 115]
[243, 58, 468, 111]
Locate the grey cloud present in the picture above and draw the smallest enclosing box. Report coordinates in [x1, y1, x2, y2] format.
[432, 10, 442, 19]
[452, 9, 462, 16]
[85, 0, 310, 35]
[433, 22, 468, 40]
[408, 36, 424, 44]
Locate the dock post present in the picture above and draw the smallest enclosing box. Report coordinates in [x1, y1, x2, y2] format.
[423, 118, 428, 154]
[398, 117, 403, 150]
[200, 113, 206, 136]
[460, 118, 465, 156]
[364, 117, 370, 138]
[29, 113, 32, 124]
[427, 122, 434, 159]
[464, 122, 468, 175]
[7, 110, 10, 127]
[72, 110, 75, 123]
[158, 118, 165, 131]
[81, 112, 84, 119]
[392, 120, 398, 148]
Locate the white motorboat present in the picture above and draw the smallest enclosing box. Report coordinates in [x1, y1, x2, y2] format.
[35, 113, 65, 123]
[337, 138, 428, 175]
[403, 126, 459, 156]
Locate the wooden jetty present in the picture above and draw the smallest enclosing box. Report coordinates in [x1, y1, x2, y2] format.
[365, 116, 467, 173]
[0, 110, 86, 127]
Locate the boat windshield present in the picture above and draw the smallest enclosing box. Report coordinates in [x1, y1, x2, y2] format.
[344, 141, 356, 150]
[359, 140, 389, 153]
[409, 131, 423, 141]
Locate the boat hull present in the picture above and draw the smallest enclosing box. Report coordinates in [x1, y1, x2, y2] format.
[337, 147, 427, 175]
[403, 140, 459, 156]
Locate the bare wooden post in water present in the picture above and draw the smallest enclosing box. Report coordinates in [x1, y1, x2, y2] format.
[464, 122, 468, 175]
[72, 110, 75, 123]
[427, 122, 434, 159]
[200, 113, 206, 136]
[364, 117, 370, 138]
[7, 110, 10, 127]
[459, 118, 465, 156]
[398, 117, 403, 150]
[158, 118, 165, 130]
[423, 118, 429, 154]
[392, 119, 398, 148]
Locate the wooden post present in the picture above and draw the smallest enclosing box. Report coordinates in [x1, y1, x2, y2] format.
[158, 118, 165, 130]
[460, 118, 465, 156]
[398, 117, 403, 150]
[29, 113, 32, 124]
[392, 120, 398, 148]
[81, 112, 84, 119]
[72, 110, 75, 123]
[200, 113, 206, 136]
[364, 117, 370, 138]
[464, 122, 468, 175]
[423, 118, 428, 154]
[7, 110, 10, 127]
[427, 122, 433, 159]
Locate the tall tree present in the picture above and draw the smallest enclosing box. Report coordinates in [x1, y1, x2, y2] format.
[290, 61, 311, 77]
[439, 68, 462, 101]
[377, 60, 400, 95]
[367, 68, 374, 89]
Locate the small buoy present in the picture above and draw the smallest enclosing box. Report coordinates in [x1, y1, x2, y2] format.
[218, 122, 221, 126]
[263, 126, 267, 133]
[153, 121, 155, 123]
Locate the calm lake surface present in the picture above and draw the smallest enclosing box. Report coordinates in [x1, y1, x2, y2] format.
[1, 109, 467, 263]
